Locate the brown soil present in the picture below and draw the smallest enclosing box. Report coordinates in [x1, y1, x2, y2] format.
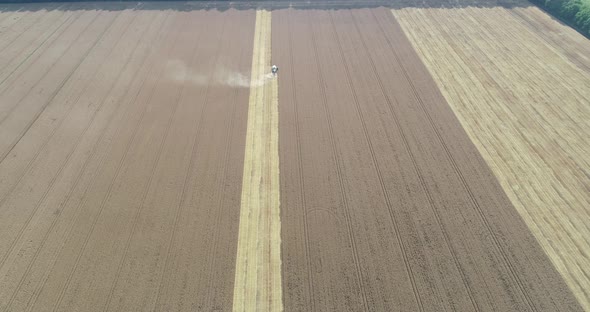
[0, 4, 254, 312]
[273, 7, 582, 311]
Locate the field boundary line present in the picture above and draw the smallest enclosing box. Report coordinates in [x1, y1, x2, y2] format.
[232, 10, 283, 312]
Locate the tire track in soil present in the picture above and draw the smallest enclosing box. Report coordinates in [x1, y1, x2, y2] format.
[278, 9, 315, 309]
[0, 3, 64, 60]
[375, 10, 539, 310]
[100, 27, 200, 312]
[48, 13, 194, 312]
[0, 10, 83, 201]
[151, 11, 228, 311]
[99, 9, 235, 311]
[0, 4, 56, 47]
[327, 10, 423, 311]
[0, 5, 137, 269]
[391, 10, 541, 311]
[203, 12, 251, 310]
[0, 6, 135, 159]
[345, 9, 480, 311]
[393, 6, 589, 310]
[23, 12, 185, 312]
[276, 9, 369, 311]
[22, 10, 176, 312]
[307, 10, 369, 312]
[377, 8, 581, 311]
[0, 10, 97, 166]
[0, 9, 154, 310]
[0, 7, 85, 100]
[425, 2, 590, 295]
[0, 7, 134, 213]
[0, 8, 127, 270]
[278, 6, 581, 311]
[0, 10, 165, 312]
[155, 10, 253, 311]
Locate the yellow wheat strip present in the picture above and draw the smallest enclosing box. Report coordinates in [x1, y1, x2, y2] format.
[392, 7, 590, 309]
[233, 10, 282, 312]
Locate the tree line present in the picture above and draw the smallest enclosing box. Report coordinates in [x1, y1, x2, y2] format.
[529, 0, 590, 36]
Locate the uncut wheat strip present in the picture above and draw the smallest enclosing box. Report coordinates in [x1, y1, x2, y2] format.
[394, 10, 587, 310]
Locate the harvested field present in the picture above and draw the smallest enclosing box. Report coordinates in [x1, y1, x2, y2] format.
[0, 3, 254, 311]
[0, 1, 587, 311]
[394, 3, 590, 309]
[273, 7, 582, 311]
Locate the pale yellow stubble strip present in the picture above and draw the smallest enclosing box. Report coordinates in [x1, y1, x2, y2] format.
[233, 10, 282, 312]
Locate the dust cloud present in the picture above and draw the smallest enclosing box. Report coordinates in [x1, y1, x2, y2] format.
[166, 59, 274, 88]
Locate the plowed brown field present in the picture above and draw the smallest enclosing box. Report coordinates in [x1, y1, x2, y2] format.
[273, 7, 582, 311]
[0, 1, 586, 311]
[0, 3, 254, 311]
